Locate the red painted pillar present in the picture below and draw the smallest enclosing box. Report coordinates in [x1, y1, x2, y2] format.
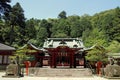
[49, 51, 53, 68]
[50, 55, 52, 68]
[84, 56, 86, 68]
[69, 50, 75, 68]
[71, 51, 74, 68]
[54, 52, 56, 68]
[70, 52, 72, 68]
[52, 53, 54, 68]
[24, 61, 31, 76]
[41, 57, 43, 67]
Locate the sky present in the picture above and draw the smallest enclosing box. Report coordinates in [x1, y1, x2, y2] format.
[11, 0, 120, 19]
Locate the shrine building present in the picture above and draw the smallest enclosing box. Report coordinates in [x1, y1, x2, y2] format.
[41, 38, 91, 68]
[0, 38, 93, 69]
[0, 43, 15, 69]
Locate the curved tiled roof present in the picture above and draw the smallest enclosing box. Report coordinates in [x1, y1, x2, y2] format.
[19, 42, 43, 51]
[43, 38, 84, 48]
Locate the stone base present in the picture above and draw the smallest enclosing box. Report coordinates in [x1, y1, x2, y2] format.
[104, 65, 120, 77]
[28, 68, 93, 77]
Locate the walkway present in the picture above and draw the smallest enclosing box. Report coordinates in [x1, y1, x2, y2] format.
[0, 72, 110, 80]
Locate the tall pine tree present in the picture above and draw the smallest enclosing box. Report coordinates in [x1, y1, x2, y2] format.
[8, 2, 26, 45]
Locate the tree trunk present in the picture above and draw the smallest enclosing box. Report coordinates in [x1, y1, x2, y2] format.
[9, 25, 14, 45]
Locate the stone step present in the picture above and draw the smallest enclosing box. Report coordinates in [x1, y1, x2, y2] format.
[28, 68, 93, 77]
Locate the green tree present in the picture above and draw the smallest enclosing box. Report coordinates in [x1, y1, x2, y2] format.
[112, 7, 120, 42]
[25, 18, 36, 41]
[0, 20, 10, 43]
[82, 28, 107, 47]
[51, 19, 59, 37]
[7, 2, 26, 45]
[67, 15, 81, 37]
[80, 15, 92, 31]
[0, 0, 11, 18]
[40, 19, 52, 38]
[58, 11, 67, 19]
[107, 40, 120, 53]
[86, 45, 108, 62]
[53, 30, 68, 38]
[1, 6, 120, 51]
[36, 27, 48, 47]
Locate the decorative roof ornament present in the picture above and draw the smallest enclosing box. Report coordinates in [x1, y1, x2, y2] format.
[59, 39, 67, 44]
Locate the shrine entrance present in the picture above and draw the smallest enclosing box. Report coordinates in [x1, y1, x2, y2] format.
[45, 46, 83, 68]
[56, 52, 70, 67]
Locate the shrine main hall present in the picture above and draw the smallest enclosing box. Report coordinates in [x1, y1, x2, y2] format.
[34, 38, 91, 68]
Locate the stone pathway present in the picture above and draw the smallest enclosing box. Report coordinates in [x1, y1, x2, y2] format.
[29, 68, 93, 77]
[0, 72, 109, 80]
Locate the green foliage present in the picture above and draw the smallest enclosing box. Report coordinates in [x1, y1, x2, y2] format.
[0, 20, 11, 43]
[0, 4, 120, 55]
[0, 0, 11, 17]
[9, 2, 25, 28]
[86, 45, 108, 62]
[36, 27, 48, 47]
[107, 40, 120, 53]
[40, 19, 52, 38]
[10, 46, 37, 64]
[82, 27, 108, 47]
[52, 19, 70, 37]
[58, 11, 67, 19]
[53, 30, 68, 38]
[25, 18, 37, 41]
[112, 7, 120, 42]
[1, 3, 119, 64]
[2, 2, 26, 45]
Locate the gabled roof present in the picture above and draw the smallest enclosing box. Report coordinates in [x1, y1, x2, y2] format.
[0, 43, 15, 51]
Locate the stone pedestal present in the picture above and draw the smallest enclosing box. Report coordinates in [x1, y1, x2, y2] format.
[2, 63, 19, 78]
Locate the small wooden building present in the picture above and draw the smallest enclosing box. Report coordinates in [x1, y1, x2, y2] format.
[107, 53, 120, 65]
[19, 43, 44, 67]
[0, 43, 15, 69]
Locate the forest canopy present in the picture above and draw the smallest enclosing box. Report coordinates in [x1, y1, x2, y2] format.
[0, 2, 120, 54]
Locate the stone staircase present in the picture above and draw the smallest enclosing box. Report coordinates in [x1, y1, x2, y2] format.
[28, 68, 93, 77]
